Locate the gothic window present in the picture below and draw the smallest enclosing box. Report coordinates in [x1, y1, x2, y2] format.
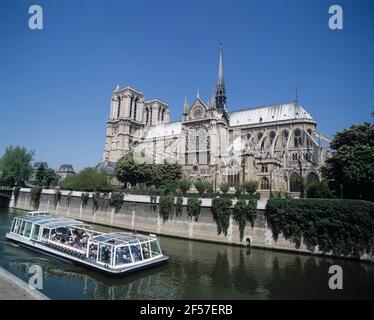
[129, 97, 133, 118]
[186, 125, 209, 165]
[261, 165, 268, 173]
[161, 109, 165, 122]
[260, 177, 270, 190]
[145, 108, 149, 125]
[257, 132, 263, 142]
[282, 130, 289, 146]
[306, 172, 319, 183]
[228, 160, 240, 187]
[133, 98, 137, 120]
[294, 129, 303, 147]
[117, 97, 121, 118]
[269, 131, 276, 145]
[290, 172, 302, 192]
[196, 136, 200, 164]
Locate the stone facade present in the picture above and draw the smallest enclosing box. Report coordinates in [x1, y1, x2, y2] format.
[101, 47, 331, 193]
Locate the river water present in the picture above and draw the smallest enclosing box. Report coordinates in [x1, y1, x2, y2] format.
[0, 207, 373, 299]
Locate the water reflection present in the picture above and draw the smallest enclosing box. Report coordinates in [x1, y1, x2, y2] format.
[0, 208, 373, 300]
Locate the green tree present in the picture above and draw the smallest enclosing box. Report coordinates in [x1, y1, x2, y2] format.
[0, 145, 34, 187]
[43, 168, 59, 188]
[220, 182, 230, 194]
[35, 163, 46, 186]
[152, 161, 182, 187]
[60, 168, 109, 191]
[194, 180, 206, 196]
[243, 180, 258, 195]
[305, 181, 332, 198]
[322, 123, 374, 201]
[178, 179, 191, 195]
[234, 183, 244, 198]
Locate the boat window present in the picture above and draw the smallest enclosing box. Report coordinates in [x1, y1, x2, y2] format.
[10, 219, 17, 233]
[141, 242, 151, 260]
[19, 220, 27, 236]
[130, 244, 143, 262]
[12, 219, 21, 234]
[115, 246, 132, 265]
[31, 225, 40, 241]
[98, 243, 112, 265]
[42, 228, 50, 240]
[150, 240, 161, 257]
[23, 222, 32, 238]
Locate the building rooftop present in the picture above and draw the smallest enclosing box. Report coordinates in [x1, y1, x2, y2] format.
[144, 121, 182, 139]
[229, 101, 314, 127]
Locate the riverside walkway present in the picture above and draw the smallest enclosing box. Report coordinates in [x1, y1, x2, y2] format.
[0, 267, 49, 300]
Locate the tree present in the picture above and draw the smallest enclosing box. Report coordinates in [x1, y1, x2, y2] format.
[322, 123, 374, 201]
[243, 180, 258, 195]
[35, 163, 46, 186]
[220, 182, 230, 194]
[152, 161, 182, 187]
[305, 181, 332, 198]
[194, 180, 206, 196]
[43, 168, 59, 188]
[0, 145, 34, 187]
[115, 152, 153, 187]
[178, 179, 191, 195]
[60, 168, 109, 191]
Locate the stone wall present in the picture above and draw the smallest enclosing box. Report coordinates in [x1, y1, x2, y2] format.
[8, 189, 373, 261]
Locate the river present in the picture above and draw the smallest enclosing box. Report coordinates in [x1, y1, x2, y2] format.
[0, 207, 373, 299]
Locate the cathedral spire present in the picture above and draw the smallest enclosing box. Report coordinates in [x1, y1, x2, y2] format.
[183, 96, 189, 114]
[215, 42, 229, 123]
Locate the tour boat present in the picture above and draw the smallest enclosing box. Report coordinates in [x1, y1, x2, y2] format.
[5, 211, 169, 276]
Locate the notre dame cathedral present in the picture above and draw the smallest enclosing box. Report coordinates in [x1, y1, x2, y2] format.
[100, 46, 331, 195]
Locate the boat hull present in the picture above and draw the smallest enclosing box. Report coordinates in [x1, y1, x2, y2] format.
[5, 233, 169, 277]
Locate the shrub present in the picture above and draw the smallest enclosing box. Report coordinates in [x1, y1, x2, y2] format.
[110, 191, 124, 212]
[187, 197, 201, 221]
[92, 192, 102, 211]
[195, 180, 206, 196]
[212, 197, 232, 236]
[150, 193, 158, 212]
[175, 197, 183, 217]
[243, 180, 258, 195]
[53, 190, 62, 208]
[266, 198, 374, 257]
[234, 184, 244, 198]
[178, 179, 191, 195]
[13, 186, 21, 205]
[305, 181, 332, 198]
[31, 187, 42, 210]
[233, 199, 257, 241]
[159, 195, 174, 222]
[220, 183, 230, 194]
[60, 168, 109, 192]
[81, 192, 89, 207]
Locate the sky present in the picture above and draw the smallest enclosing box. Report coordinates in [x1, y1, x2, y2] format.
[0, 0, 373, 171]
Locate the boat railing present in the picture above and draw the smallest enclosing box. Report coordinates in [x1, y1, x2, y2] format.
[46, 239, 87, 259]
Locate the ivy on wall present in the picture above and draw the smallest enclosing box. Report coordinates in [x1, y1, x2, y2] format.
[110, 191, 124, 213]
[150, 195, 157, 212]
[187, 197, 201, 221]
[30, 187, 42, 210]
[53, 190, 62, 208]
[81, 192, 89, 207]
[13, 186, 21, 206]
[266, 198, 374, 257]
[175, 197, 183, 217]
[212, 197, 232, 236]
[159, 195, 174, 222]
[92, 192, 102, 211]
[233, 199, 257, 241]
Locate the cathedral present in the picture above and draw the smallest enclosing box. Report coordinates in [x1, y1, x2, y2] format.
[100, 47, 331, 194]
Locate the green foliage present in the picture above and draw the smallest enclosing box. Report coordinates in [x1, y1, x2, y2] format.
[0, 145, 34, 187]
[220, 182, 230, 194]
[322, 123, 374, 201]
[92, 192, 102, 211]
[81, 192, 89, 207]
[150, 194, 158, 212]
[60, 168, 109, 191]
[13, 186, 21, 205]
[212, 197, 232, 236]
[187, 197, 201, 221]
[195, 180, 207, 196]
[305, 181, 332, 198]
[53, 190, 61, 208]
[110, 191, 124, 212]
[67, 191, 73, 207]
[178, 179, 191, 195]
[35, 164, 46, 186]
[266, 198, 374, 256]
[175, 197, 183, 217]
[233, 199, 257, 241]
[159, 195, 174, 223]
[115, 152, 182, 188]
[41, 168, 59, 188]
[234, 184, 244, 198]
[30, 187, 42, 210]
[243, 180, 258, 195]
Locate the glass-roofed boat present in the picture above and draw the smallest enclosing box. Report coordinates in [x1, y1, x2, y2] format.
[5, 211, 169, 276]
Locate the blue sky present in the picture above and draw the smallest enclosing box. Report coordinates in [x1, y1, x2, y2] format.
[0, 0, 373, 171]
